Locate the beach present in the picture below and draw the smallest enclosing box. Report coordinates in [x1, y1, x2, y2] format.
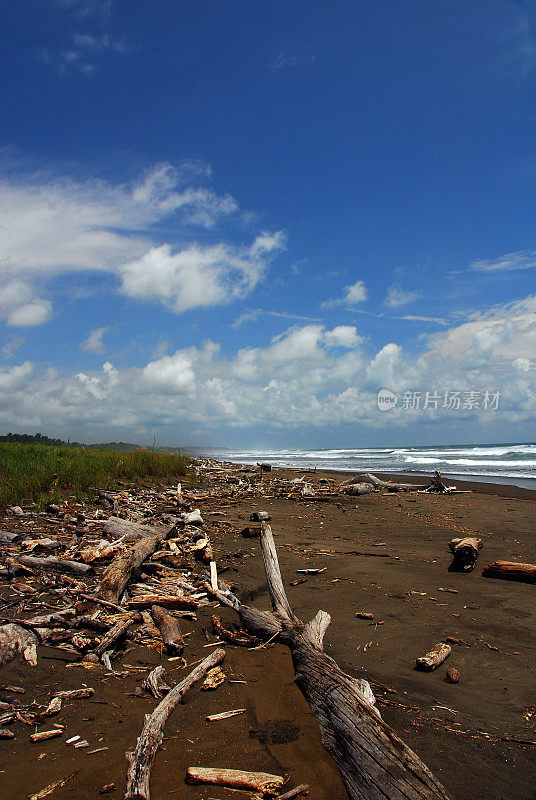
[1, 467, 535, 800]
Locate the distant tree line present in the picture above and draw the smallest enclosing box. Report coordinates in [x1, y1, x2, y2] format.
[0, 432, 141, 451]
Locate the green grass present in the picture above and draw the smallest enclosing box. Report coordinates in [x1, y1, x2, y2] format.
[0, 442, 190, 507]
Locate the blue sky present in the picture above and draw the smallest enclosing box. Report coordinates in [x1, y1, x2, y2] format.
[1, 0, 535, 447]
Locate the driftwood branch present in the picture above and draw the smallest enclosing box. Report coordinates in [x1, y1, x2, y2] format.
[124, 648, 225, 800]
[211, 522, 450, 800]
[98, 523, 176, 603]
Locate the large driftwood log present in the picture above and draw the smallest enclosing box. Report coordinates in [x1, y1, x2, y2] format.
[104, 517, 167, 541]
[448, 537, 482, 572]
[482, 561, 536, 584]
[341, 483, 376, 496]
[345, 473, 430, 491]
[207, 523, 450, 800]
[0, 623, 38, 668]
[150, 605, 184, 655]
[98, 524, 176, 603]
[124, 648, 225, 800]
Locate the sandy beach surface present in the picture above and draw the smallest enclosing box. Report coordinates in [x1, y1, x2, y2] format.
[1, 469, 535, 800]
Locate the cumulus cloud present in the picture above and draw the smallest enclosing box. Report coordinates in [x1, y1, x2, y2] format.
[119, 232, 285, 313]
[81, 326, 109, 354]
[384, 284, 422, 308]
[0, 280, 52, 327]
[0, 161, 279, 323]
[322, 279, 368, 309]
[1, 294, 535, 438]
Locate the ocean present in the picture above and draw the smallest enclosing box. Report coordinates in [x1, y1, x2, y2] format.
[194, 443, 536, 490]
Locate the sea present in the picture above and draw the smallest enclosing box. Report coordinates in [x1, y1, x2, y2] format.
[192, 443, 536, 490]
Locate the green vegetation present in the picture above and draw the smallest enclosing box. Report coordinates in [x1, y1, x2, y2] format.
[0, 442, 189, 507]
[0, 432, 141, 450]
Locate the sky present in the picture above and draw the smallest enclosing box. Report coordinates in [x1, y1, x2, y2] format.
[0, 0, 536, 449]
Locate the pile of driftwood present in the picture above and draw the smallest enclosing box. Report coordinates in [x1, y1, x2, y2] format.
[1, 460, 534, 800]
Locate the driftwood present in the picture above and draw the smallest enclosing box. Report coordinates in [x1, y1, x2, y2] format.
[185, 767, 287, 796]
[150, 605, 184, 655]
[482, 561, 536, 584]
[124, 648, 225, 800]
[30, 729, 63, 742]
[0, 623, 39, 668]
[344, 474, 429, 492]
[128, 595, 199, 610]
[211, 615, 261, 647]
[98, 524, 175, 603]
[0, 530, 19, 544]
[346, 472, 457, 494]
[415, 642, 452, 672]
[103, 517, 165, 541]
[143, 665, 170, 698]
[206, 522, 451, 800]
[16, 555, 92, 576]
[342, 483, 375, 496]
[448, 537, 482, 572]
[95, 613, 139, 658]
[278, 785, 310, 800]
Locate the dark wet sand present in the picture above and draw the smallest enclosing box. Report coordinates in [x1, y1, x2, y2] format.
[1, 471, 536, 800]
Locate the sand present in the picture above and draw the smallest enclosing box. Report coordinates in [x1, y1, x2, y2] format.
[1, 470, 535, 800]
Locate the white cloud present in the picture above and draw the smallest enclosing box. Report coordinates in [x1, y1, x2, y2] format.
[81, 326, 109, 354]
[322, 279, 368, 309]
[0, 161, 277, 323]
[120, 232, 285, 313]
[0, 361, 33, 392]
[398, 315, 447, 326]
[512, 357, 533, 372]
[471, 250, 536, 272]
[384, 284, 422, 308]
[232, 308, 322, 328]
[0, 280, 52, 327]
[1, 297, 535, 438]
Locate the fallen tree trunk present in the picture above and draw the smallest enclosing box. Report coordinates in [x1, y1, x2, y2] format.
[98, 524, 176, 603]
[482, 561, 536, 584]
[448, 537, 482, 572]
[124, 648, 225, 800]
[16, 555, 93, 577]
[206, 523, 450, 800]
[150, 605, 184, 655]
[0, 623, 38, 669]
